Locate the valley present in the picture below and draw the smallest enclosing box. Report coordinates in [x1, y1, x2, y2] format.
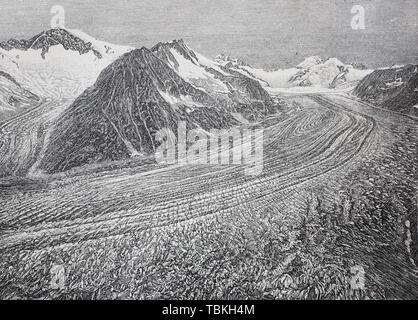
[0, 27, 417, 300]
[1, 90, 417, 299]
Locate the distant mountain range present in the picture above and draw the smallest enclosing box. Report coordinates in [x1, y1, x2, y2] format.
[215, 54, 373, 89]
[0, 29, 278, 173]
[0, 28, 374, 99]
[0, 27, 416, 174]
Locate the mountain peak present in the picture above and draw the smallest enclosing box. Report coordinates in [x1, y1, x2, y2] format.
[126, 46, 151, 56]
[297, 56, 324, 69]
[39, 43, 238, 173]
[138, 46, 152, 53]
[152, 39, 186, 50]
[215, 53, 249, 67]
[169, 39, 186, 46]
[115, 46, 163, 64]
[151, 39, 198, 64]
[0, 27, 102, 59]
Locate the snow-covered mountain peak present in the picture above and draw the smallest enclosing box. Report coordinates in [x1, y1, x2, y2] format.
[64, 28, 133, 60]
[323, 57, 346, 68]
[297, 56, 324, 69]
[0, 28, 134, 98]
[290, 56, 373, 88]
[152, 39, 199, 65]
[215, 54, 248, 67]
[227, 55, 373, 90]
[151, 40, 232, 93]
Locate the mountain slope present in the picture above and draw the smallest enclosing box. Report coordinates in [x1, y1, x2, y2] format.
[151, 40, 273, 104]
[152, 39, 230, 94]
[353, 64, 418, 117]
[40, 47, 240, 174]
[0, 70, 39, 121]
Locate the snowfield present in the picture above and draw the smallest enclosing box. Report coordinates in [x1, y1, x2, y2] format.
[0, 28, 133, 99]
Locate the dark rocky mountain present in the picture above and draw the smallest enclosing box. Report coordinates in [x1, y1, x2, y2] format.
[0, 28, 102, 59]
[151, 39, 199, 68]
[353, 64, 418, 117]
[40, 47, 242, 173]
[40, 43, 284, 174]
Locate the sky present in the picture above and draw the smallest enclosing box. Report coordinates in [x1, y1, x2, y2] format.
[0, 0, 416, 68]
